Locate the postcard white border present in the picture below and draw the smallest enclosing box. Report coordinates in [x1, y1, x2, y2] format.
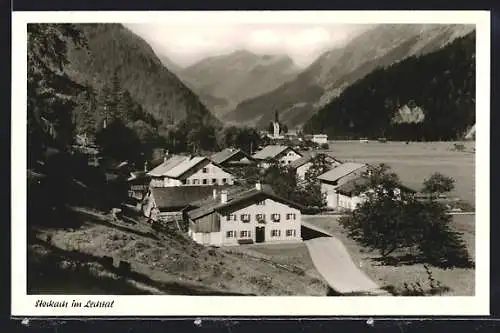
[12, 10, 490, 316]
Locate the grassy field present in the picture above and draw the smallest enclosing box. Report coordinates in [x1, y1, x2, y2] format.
[303, 214, 475, 296]
[29, 208, 327, 296]
[324, 141, 475, 205]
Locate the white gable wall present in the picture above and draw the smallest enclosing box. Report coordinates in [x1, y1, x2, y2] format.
[338, 193, 367, 211]
[278, 149, 302, 166]
[296, 162, 313, 180]
[185, 161, 234, 186]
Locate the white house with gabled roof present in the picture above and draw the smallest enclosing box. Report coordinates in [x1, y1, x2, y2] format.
[186, 183, 303, 246]
[147, 154, 235, 187]
[251, 145, 303, 169]
[317, 162, 369, 209]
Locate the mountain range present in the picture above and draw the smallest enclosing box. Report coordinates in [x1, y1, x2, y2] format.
[220, 24, 475, 129]
[303, 31, 476, 141]
[167, 50, 300, 117]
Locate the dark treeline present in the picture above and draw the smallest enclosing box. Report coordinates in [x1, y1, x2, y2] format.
[303, 32, 476, 141]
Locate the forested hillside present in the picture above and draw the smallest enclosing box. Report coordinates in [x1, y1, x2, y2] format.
[65, 24, 219, 128]
[303, 32, 476, 141]
[28, 23, 262, 168]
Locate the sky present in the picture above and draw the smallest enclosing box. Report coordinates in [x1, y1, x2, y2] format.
[125, 23, 371, 68]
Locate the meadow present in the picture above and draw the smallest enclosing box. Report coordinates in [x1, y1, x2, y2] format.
[304, 214, 475, 296]
[326, 141, 476, 205]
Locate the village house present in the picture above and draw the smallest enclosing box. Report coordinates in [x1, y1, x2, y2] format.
[251, 145, 303, 169]
[126, 170, 151, 202]
[317, 162, 369, 209]
[142, 185, 237, 228]
[312, 134, 328, 145]
[336, 176, 417, 211]
[288, 152, 342, 180]
[147, 154, 235, 187]
[186, 183, 303, 247]
[210, 148, 256, 168]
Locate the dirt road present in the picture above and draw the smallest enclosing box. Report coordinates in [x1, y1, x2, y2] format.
[305, 237, 390, 295]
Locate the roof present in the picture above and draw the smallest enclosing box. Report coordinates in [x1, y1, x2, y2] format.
[251, 145, 300, 160]
[187, 185, 304, 220]
[337, 176, 417, 196]
[166, 156, 206, 178]
[147, 155, 207, 179]
[317, 162, 366, 183]
[288, 152, 342, 169]
[151, 185, 236, 210]
[336, 177, 371, 196]
[210, 148, 252, 165]
[127, 171, 150, 182]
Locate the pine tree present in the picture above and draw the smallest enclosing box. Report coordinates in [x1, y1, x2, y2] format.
[27, 23, 87, 165]
[110, 69, 125, 120]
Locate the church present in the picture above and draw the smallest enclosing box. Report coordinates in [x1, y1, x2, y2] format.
[267, 111, 285, 140]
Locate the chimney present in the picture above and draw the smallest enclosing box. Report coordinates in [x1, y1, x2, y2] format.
[213, 188, 218, 200]
[255, 181, 262, 191]
[220, 190, 228, 204]
[144, 161, 148, 172]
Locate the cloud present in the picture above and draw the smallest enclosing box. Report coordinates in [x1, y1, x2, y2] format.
[125, 23, 368, 67]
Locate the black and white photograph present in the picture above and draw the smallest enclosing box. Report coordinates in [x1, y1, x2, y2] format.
[12, 10, 490, 316]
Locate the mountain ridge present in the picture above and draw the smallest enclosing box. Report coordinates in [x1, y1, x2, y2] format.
[64, 23, 219, 128]
[222, 24, 475, 129]
[176, 49, 301, 117]
[303, 31, 476, 141]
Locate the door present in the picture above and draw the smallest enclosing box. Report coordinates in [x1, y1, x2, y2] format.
[255, 226, 265, 243]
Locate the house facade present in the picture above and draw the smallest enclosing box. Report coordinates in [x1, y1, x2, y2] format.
[312, 134, 328, 145]
[317, 163, 368, 209]
[336, 176, 416, 211]
[187, 184, 303, 246]
[252, 145, 303, 169]
[337, 191, 369, 211]
[148, 155, 235, 188]
[142, 186, 233, 227]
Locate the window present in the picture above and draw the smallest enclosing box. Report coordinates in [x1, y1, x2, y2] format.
[256, 214, 266, 222]
[222, 178, 227, 184]
[271, 230, 281, 237]
[226, 231, 235, 238]
[271, 213, 281, 222]
[256, 200, 265, 206]
[240, 214, 251, 223]
[202, 167, 208, 173]
[193, 179, 200, 185]
[286, 229, 296, 237]
[286, 213, 296, 220]
[240, 230, 251, 238]
[202, 179, 208, 185]
[182, 179, 187, 184]
[212, 178, 217, 184]
[226, 214, 236, 221]
[185, 179, 191, 185]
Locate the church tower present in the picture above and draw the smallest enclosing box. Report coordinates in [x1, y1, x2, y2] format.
[273, 110, 280, 138]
